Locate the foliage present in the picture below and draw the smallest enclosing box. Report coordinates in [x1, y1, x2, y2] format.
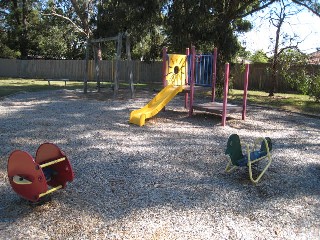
[0, 0, 319, 63]
[250, 50, 269, 63]
[0, 33, 21, 58]
[164, 0, 256, 61]
[277, 49, 308, 92]
[0, 0, 43, 59]
[95, 0, 165, 61]
[235, 46, 251, 62]
[40, 2, 87, 59]
[275, 49, 320, 102]
[132, 27, 165, 61]
[308, 74, 320, 102]
[164, 0, 271, 99]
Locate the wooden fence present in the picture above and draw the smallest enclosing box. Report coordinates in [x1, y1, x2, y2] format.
[1, 59, 319, 92]
[232, 63, 320, 92]
[0, 59, 163, 83]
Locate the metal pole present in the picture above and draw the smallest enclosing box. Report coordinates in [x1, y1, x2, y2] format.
[162, 47, 167, 87]
[189, 46, 196, 117]
[114, 33, 122, 97]
[84, 40, 89, 94]
[222, 63, 229, 126]
[212, 47, 218, 102]
[185, 48, 190, 109]
[242, 64, 250, 120]
[126, 33, 134, 98]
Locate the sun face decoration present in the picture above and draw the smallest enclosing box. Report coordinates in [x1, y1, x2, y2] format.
[166, 54, 187, 86]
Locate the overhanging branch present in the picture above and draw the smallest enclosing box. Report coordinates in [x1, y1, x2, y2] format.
[291, 0, 320, 17]
[42, 12, 88, 37]
[238, 0, 278, 18]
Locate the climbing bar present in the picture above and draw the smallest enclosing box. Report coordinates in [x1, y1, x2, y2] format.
[40, 157, 66, 168]
[39, 185, 62, 198]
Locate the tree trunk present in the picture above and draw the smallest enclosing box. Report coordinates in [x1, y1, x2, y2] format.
[269, 2, 286, 96]
[20, 0, 28, 59]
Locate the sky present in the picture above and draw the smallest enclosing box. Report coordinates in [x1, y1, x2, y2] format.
[238, 5, 320, 55]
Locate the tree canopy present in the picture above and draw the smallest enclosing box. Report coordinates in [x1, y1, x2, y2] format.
[0, 0, 319, 62]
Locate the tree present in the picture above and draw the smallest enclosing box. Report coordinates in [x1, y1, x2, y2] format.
[268, 0, 305, 96]
[1, 0, 319, 62]
[277, 49, 310, 93]
[276, 48, 320, 102]
[250, 50, 269, 63]
[45, 0, 96, 38]
[0, 0, 43, 59]
[164, 0, 278, 91]
[132, 26, 166, 61]
[95, 0, 165, 61]
[40, 0, 89, 59]
[291, 0, 320, 17]
[0, 32, 20, 58]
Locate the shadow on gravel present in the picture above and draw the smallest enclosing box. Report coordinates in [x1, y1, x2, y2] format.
[0, 89, 319, 236]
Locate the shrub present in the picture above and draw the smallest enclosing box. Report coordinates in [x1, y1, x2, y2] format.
[309, 75, 320, 102]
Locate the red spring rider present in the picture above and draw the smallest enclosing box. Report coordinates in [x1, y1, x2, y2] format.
[7, 143, 74, 202]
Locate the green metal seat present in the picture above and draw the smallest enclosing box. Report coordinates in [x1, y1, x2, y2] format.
[225, 134, 272, 183]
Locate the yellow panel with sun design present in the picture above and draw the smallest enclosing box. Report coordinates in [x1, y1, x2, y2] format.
[166, 54, 187, 86]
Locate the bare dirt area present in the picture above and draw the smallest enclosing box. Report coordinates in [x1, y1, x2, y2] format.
[0, 88, 319, 239]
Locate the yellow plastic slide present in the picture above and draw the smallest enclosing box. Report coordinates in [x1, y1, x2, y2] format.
[129, 84, 184, 126]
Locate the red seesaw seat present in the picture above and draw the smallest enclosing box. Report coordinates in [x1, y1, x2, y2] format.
[7, 143, 74, 202]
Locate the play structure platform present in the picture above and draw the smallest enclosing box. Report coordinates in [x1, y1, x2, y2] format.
[192, 102, 243, 114]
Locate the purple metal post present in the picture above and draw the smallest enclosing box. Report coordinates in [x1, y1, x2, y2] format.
[189, 46, 196, 117]
[162, 47, 167, 87]
[242, 64, 249, 120]
[212, 48, 218, 102]
[185, 48, 190, 109]
[222, 63, 229, 126]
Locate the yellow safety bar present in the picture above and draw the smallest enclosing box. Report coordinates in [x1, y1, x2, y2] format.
[247, 138, 272, 183]
[39, 185, 63, 198]
[40, 157, 66, 168]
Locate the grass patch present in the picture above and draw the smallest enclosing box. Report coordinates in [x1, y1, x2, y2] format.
[0, 78, 319, 116]
[228, 89, 320, 116]
[0, 78, 91, 98]
[0, 78, 158, 98]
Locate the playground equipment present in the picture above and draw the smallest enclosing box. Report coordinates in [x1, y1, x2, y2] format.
[85, 32, 134, 98]
[130, 84, 184, 126]
[188, 46, 249, 126]
[7, 143, 74, 202]
[130, 48, 188, 126]
[225, 134, 272, 183]
[129, 45, 249, 126]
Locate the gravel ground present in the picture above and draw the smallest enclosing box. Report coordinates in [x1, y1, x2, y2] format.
[0, 88, 319, 240]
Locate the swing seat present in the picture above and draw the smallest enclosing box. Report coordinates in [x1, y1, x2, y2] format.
[225, 134, 272, 183]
